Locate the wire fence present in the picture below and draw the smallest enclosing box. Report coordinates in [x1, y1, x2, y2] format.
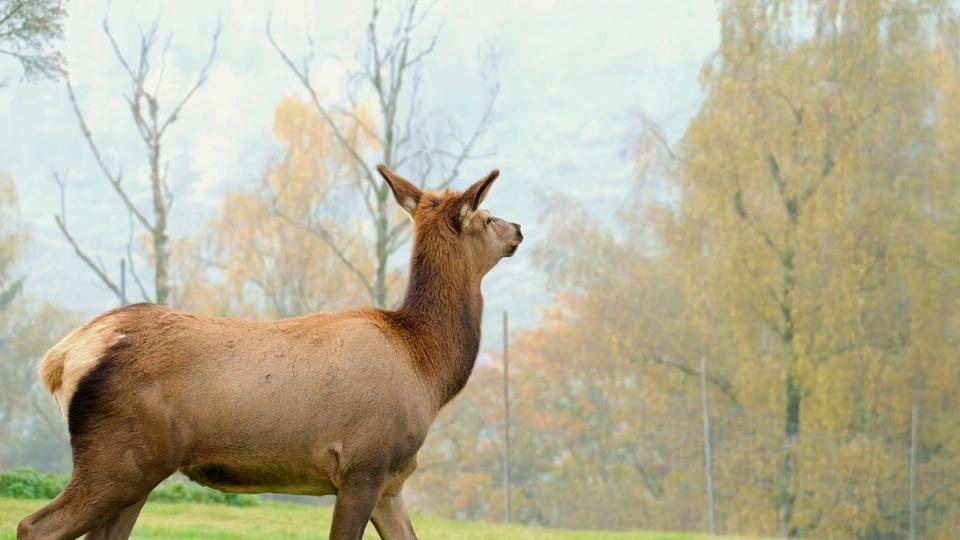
[411, 356, 960, 540]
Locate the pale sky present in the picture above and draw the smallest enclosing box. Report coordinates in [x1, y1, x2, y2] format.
[0, 0, 718, 340]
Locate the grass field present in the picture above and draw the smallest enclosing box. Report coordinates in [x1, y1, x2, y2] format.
[0, 497, 762, 539]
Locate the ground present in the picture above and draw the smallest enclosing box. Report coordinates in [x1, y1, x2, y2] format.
[0, 497, 763, 539]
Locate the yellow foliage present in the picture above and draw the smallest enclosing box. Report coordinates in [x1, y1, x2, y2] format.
[411, 1, 960, 537]
[173, 96, 381, 318]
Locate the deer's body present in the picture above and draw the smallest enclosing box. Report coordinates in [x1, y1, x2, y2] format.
[18, 165, 521, 540]
[53, 305, 438, 496]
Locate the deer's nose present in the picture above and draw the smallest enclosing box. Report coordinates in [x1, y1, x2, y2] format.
[513, 223, 523, 242]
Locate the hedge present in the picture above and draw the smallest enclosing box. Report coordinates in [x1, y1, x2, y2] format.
[0, 468, 259, 507]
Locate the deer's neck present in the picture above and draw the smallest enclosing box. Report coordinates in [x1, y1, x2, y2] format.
[396, 251, 484, 407]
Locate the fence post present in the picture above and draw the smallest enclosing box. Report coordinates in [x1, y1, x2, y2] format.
[503, 310, 512, 523]
[701, 357, 716, 535]
[909, 405, 919, 540]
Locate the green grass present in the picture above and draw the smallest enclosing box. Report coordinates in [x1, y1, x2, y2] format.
[0, 497, 760, 539]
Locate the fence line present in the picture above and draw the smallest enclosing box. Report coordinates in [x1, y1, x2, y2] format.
[414, 394, 960, 540]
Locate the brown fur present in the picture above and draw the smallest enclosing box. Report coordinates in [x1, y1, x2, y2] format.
[18, 165, 522, 540]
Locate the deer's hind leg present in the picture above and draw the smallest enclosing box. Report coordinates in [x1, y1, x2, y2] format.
[82, 496, 149, 540]
[370, 460, 419, 540]
[370, 492, 417, 540]
[17, 457, 169, 540]
[19, 352, 176, 539]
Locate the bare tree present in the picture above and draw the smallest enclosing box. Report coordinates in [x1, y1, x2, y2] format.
[56, 14, 220, 307]
[268, 0, 499, 308]
[0, 0, 67, 86]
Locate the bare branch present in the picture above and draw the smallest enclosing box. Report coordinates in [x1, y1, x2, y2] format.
[30, 396, 67, 443]
[53, 174, 122, 300]
[0, 1, 26, 28]
[162, 161, 174, 213]
[368, 0, 384, 97]
[640, 113, 687, 164]
[64, 76, 153, 230]
[266, 191, 376, 300]
[641, 353, 741, 408]
[354, 174, 379, 221]
[269, 0, 496, 307]
[331, 103, 384, 146]
[403, 31, 438, 70]
[268, 13, 378, 189]
[102, 14, 142, 84]
[768, 153, 786, 194]
[814, 336, 908, 363]
[397, 146, 496, 171]
[126, 211, 153, 303]
[438, 79, 499, 188]
[153, 31, 173, 98]
[158, 20, 221, 137]
[395, 68, 424, 159]
[774, 88, 803, 123]
[386, 220, 412, 252]
[732, 174, 786, 260]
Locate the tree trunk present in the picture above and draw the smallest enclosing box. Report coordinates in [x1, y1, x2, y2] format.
[149, 139, 170, 306]
[374, 185, 389, 308]
[779, 372, 800, 538]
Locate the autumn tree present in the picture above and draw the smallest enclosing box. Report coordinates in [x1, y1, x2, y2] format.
[406, 203, 736, 531]
[0, 174, 25, 312]
[434, 1, 960, 537]
[0, 174, 79, 472]
[0, 0, 67, 85]
[57, 12, 220, 307]
[173, 96, 379, 319]
[269, 0, 498, 308]
[407, 362, 509, 521]
[607, 0, 960, 537]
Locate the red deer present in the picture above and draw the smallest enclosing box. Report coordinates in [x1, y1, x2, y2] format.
[18, 165, 522, 540]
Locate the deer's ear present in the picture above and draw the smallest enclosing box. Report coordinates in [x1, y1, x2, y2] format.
[377, 164, 421, 217]
[458, 169, 499, 227]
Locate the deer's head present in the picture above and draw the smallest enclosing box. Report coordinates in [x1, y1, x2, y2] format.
[377, 164, 523, 277]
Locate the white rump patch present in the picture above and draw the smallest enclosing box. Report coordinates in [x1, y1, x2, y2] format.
[52, 322, 126, 419]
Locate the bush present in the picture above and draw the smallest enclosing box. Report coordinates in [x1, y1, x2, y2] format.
[0, 468, 259, 507]
[0, 468, 67, 499]
[149, 481, 260, 507]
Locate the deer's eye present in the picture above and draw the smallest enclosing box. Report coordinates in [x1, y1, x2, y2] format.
[485, 217, 493, 226]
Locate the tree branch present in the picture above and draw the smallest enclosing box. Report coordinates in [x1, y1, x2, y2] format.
[125, 211, 153, 303]
[732, 174, 786, 259]
[268, 195, 376, 301]
[158, 20, 221, 137]
[438, 78, 499, 189]
[638, 353, 741, 408]
[63, 76, 153, 230]
[53, 174, 122, 300]
[640, 112, 687, 163]
[267, 13, 379, 190]
[30, 396, 67, 443]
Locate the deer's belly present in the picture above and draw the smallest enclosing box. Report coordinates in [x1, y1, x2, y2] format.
[179, 463, 337, 496]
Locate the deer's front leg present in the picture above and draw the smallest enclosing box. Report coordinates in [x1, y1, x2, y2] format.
[330, 471, 386, 540]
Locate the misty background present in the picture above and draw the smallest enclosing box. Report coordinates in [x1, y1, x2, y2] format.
[2, 1, 959, 539]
